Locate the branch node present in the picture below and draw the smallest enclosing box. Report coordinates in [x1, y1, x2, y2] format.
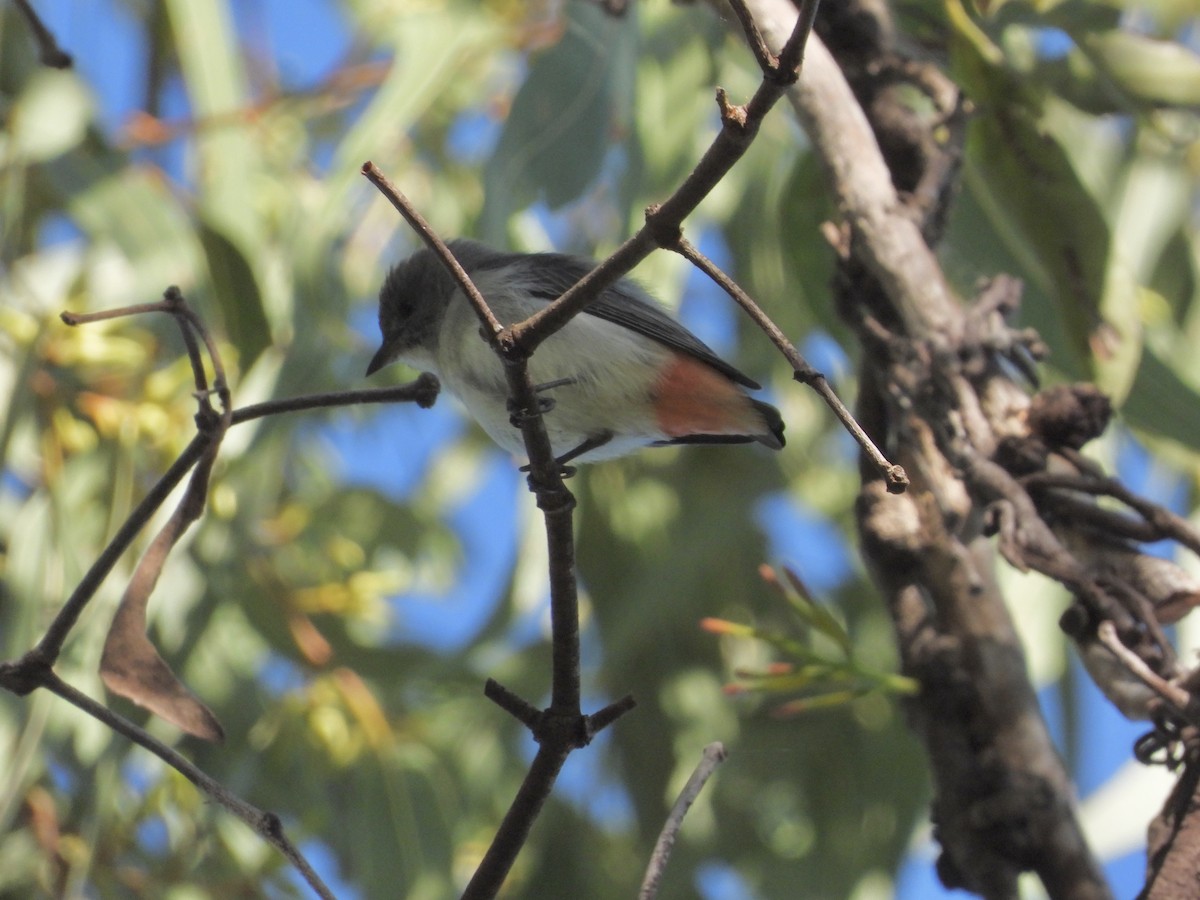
[532, 481, 577, 514]
[534, 708, 593, 749]
[496, 327, 527, 362]
[716, 87, 748, 131]
[261, 811, 284, 839]
[643, 204, 682, 250]
[0, 650, 53, 696]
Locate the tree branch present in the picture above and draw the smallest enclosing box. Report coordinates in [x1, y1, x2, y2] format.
[639, 742, 728, 900]
[506, 0, 822, 354]
[13, 0, 73, 67]
[734, 1, 1115, 895]
[4, 292, 443, 895]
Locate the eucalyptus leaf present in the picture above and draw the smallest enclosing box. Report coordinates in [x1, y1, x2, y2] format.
[197, 223, 272, 366]
[949, 2, 1121, 374]
[480, 1, 638, 241]
[1124, 345, 1200, 449]
[1078, 31, 1200, 109]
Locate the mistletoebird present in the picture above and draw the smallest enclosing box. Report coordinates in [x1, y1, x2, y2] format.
[367, 240, 784, 464]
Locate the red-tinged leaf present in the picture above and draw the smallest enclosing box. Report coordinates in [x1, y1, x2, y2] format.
[700, 616, 753, 637]
[100, 612, 225, 743]
[771, 690, 863, 717]
[99, 443, 225, 742]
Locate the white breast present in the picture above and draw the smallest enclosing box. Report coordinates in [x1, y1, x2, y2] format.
[433, 273, 670, 460]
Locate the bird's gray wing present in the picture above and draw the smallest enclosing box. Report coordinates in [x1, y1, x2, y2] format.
[495, 249, 762, 390]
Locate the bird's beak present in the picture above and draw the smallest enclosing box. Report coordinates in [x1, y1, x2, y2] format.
[365, 343, 392, 377]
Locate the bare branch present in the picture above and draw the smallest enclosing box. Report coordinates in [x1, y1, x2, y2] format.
[361, 161, 505, 342]
[639, 743, 728, 900]
[1025, 466, 1200, 559]
[730, 1, 1117, 895]
[13, 0, 72, 67]
[98, 435, 227, 742]
[365, 9, 832, 899]
[669, 236, 907, 492]
[231, 375, 440, 422]
[508, 0, 823, 354]
[35, 669, 336, 900]
[31, 433, 210, 664]
[1096, 622, 1194, 719]
[725, 0, 776, 73]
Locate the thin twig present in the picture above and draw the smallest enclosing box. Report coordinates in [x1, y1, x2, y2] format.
[1096, 622, 1193, 717]
[164, 286, 230, 409]
[14, 0, 72, 67]
[363, 177, 599, 783]
[365, 8, 825, 892]
[670, 236, 907, 492]
[776, 0, 820, 78]
[507, 0, 823, 356]
[355, 174, 575, 574]
[32, 433, 210, 664]
[231, 375, 441, 423]
[63, 288, 231, 418]
[27, 299, 444, 881]
[361, 162, 575, 508]
[361, 162, 505, 342]
[62, 304, 168, 325]
[1031, 491, 1175, 546]
[462, 747, 571, 899]
[98, 416, 228, 741]
[15, 298, 447, 893]
[1025, 467, 1200, 559]
[36, 669, 336, 900]
[725, 0, 776, 73]
[484, 678, 541, 729]
[362, 167, 600, 900]
[639, 742, 729, 900]
[30, 375, 440, 666]
[588, 694, 637, 733]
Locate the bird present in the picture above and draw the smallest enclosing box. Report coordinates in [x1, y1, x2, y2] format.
[366, 239, 784, 465]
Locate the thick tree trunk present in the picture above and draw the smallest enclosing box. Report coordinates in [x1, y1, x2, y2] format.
[733, 1, 1116, 895]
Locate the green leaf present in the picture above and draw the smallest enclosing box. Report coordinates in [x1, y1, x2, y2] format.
[197, 223, 272, 366]
[480, 1, 638, 240]
[949, 0, 1124, 374]
[1078, 31, 1200, 109]
[52, 153, 202, 300]
[1123, 344, 1200, 449]
[781, 569, 853, 656]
